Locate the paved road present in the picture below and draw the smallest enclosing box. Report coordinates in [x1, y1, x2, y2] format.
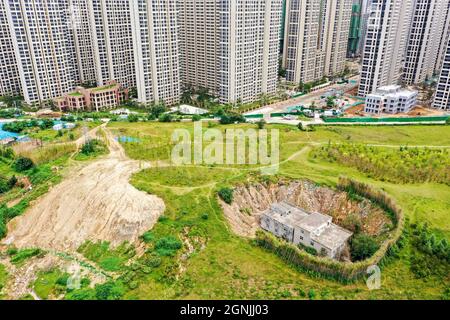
[245, 75, 360, 117]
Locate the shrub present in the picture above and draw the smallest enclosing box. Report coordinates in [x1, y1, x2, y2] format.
[128, 114, 139, 123]
[81, 140, 96, 155]
[155, 236, 182, 257]
[143, 253, 162, 268]
[8, 175, 17, 189]
[159, 113, 173, 123]
[0, 179, 10, 194]
[308, 289, 316, 300]
[350, 234, 380, 261]
[94, 281, 125, 300]
[218, 187, 233, 204]
[14, 157, 35, 172]
[192, 114, 202, 122]
[219, 113, 246, 125]
[0, 220, 6, 239]
[257, 119, 266, 130]
[142, 231, 154, 243]
[10, 248, 46, 265]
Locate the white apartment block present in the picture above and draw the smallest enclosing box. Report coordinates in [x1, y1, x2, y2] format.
[178, 0, 219, 94]
[364, 85, 418, 114]
[88, 0, 136, 90]
[131, 0, 180, 105]
[179, 0, 282, 104]
[433, 37, 450, 110]
[70, 0, 97, 85]
[219, 0, 283, 104]
[1, 0, 181, 106]
[0, 0, 21, 96]
[403, 0, 450, 85]
[283, 0, 353, 84]
[358, 0, 414, 97]
[4, 0, 78, 104]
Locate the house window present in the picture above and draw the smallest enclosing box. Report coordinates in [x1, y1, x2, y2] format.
[300, 236, 303, 240]
[310, 241, 314, 247]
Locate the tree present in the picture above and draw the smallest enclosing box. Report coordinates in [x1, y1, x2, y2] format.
[180, 85, 194, 104]
[158, 113, 173, 123]
[0, 94, 23, 108]
[446, 117, 450, 125]
[218, 187, 233, 204]
[326, 96, 336, 109]
[350, 234, 380, 261]
[258, 93, 269, 107]
[149, 102, 167, 118]
[14, 157, 35, 172]
[257, 119, 266, 130]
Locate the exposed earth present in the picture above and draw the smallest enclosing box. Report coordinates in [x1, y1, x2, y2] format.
[3, 125, 165, 251]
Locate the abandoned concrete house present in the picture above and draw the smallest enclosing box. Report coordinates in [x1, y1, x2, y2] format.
[260, 202, 353, 259]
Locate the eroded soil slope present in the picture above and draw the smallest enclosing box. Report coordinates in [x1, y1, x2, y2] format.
[220, 180, 391, 237]
[3, 126, 165, 251]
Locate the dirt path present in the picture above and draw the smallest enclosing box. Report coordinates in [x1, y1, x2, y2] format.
[2, 125, 165, 251]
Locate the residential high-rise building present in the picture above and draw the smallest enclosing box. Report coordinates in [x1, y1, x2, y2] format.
[131, 0, 180, 105]
[433, 37, 450, 110]
[70, 0, 97, 85]
[1, 0, 181, 106]
[178, 0, 219, 95]
[0, 0, 21, 96]
[403, 0, 450, 85]
[348, 1, 362, 57]
[283, 0, 353, 85]
[358, 0, 414, 97]
[4, 0, 78, 103]
[88, 0, 136, 89]
[179, 0, 283, 104]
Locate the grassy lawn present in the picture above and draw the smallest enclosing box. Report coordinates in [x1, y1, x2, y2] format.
[27, 121, 100, 143]
[91, 122, 450, 300]
[33, 268, 69, 299]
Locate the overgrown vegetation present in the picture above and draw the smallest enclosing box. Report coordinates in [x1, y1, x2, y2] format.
[33, 269, 70, 299]
[350, 234, 380, 262]
[77, 241, 135, 272]
[7, 248, 46, 266]
[311, 143, 450, 185]
[3, 119, 54, 133]
[76, 139, 107, 160]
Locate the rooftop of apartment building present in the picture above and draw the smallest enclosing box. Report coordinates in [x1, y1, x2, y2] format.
[369, 85, 418, 98]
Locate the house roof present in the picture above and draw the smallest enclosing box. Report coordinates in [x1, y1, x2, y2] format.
[297, 212, 332, 233]
[312, 224, 353, 251]
[262, 202, 353, 251]
[262, 202, 309, 227]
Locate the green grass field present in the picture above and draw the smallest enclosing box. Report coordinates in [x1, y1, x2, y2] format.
[95, 122, 450, 300]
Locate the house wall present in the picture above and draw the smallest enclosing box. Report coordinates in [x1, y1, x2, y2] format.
[260, 214, 295, 242]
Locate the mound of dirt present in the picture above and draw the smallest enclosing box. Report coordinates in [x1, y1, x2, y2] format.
[3, 126, 165, 251]
[220, 180, 391, 238]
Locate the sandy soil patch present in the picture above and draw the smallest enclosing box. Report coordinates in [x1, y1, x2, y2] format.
[3, 126, 165, 251]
